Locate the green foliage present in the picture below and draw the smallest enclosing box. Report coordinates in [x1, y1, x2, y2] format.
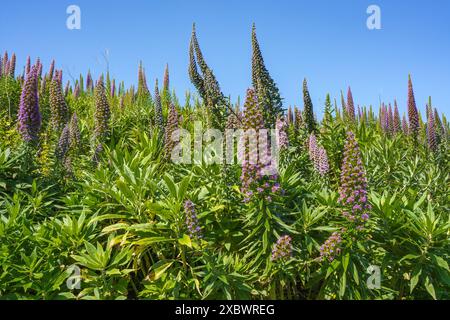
[0, 56, 449, 301]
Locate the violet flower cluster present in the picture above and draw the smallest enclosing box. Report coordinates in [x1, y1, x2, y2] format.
[184, 200, 202, 239]
[407, 75, 419, 140]
[426, 105, 437, 152]
[154, 78, 164, 133]
[56, 124, 70, 160]
[346, 87, 355, 122]
[86, 71, 93, 92]
[240, 88, 281, 203]
[271, 235, 292, 261]
[319, 231, 343, 262]
[17, 65, 41, 143]
[49, 73, 69, 131]
[164, 103, 179, 158]
[276, 115, 289, 150]
[338, 131, 371, 225]
[94, 75, 111, 140]
[393, 101, 402, 134]
[308, 133, 329, 177]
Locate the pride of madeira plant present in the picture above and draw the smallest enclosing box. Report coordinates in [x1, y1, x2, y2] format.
[0, 24, 448, 301]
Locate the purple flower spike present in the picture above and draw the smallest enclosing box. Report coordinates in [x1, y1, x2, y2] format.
[338, 131, 370, 224]
[184, 200, 203, 239]
[18, 65, 41, 143]
[319, 231, 343, 262]
[407, 75, 419, 141]
[271, 235, 292, 261]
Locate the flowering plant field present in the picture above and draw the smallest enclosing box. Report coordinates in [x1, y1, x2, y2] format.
[0, 25, 449, 300]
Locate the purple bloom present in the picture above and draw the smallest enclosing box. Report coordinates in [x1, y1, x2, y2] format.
[137, 61, 150, 101]
[184, 200, 203, 239]
[402, 114, 409, 135]
[25, 56, 31, 75]
[1, 52, 8, 77]
[308, 133, 318, 162]
[426, 104, 437, 152]
[69, 112, 81, 150]
[319, 231, 342, 262]
[393, 100, 401, 134]
[56, 124, 70, 160]
[94, 75, 111, 140]
[48, 59, 55, 81]
[346, 87, 355, 122]
[408, 75, 419, 140]
[86, 70, 93, 92]
[338, 132, 370, 224]
[154, 78, 164, 133]
[36, 58, 43, 78]
[380, 103, 390, 134]
[315, 146, 329, 177]
[73, 82, 80, 98]
[308, 133, 329, 176]
[294, 106, 303, 130]
[271, 235, 292, 261]
[239, 88, 279, 201]
[388, 103, 394, 134]
[164, 103, 179, 158]
[17, 65, 41, 142]
[110, 79, 116, 97]
[8, 53, 16, 78]
[276, 115, 289, 150]
[49, 73, 69, 131]
[163, 63, 170, 92]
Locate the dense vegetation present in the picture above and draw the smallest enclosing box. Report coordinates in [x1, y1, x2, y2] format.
[0, 25, 449, 300]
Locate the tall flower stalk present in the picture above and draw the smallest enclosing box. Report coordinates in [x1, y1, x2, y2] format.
[408, 75, 419, 143]
[276, 116, 288, 151]
[49, 73, 69, 131]
[346, 87, 355, 123]
[338, 131, 371, 225]
[308, 133, 329, 177]
[426, 105, 437, 152]
[240, 88, 279, 203]
[94, 75, 111, 140]
[154, 78, 164, 134]
[393, 100, 401, 134]
[18, 65, 41, 143]
[164, 103, 179, 159]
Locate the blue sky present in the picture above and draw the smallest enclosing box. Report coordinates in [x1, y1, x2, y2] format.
[1, 0, 449, 118]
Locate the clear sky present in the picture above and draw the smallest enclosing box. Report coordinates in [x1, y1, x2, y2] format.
[1, 0, 449, 118]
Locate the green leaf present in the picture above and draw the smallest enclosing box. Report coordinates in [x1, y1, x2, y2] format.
[148, 261, 174, 281]
[352, 263, 359, 285]
[134, 237, 173, 246]
[339, 272, 347, 298]
[432, 254, 450, 272]
[178, 234, 192, 248]
[424, 276, 437, 300]
[342, 253, 350, 273]
[102, 223, 129, 233]
[400, 254, 420, 263]
[410, 267, 422, 294]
